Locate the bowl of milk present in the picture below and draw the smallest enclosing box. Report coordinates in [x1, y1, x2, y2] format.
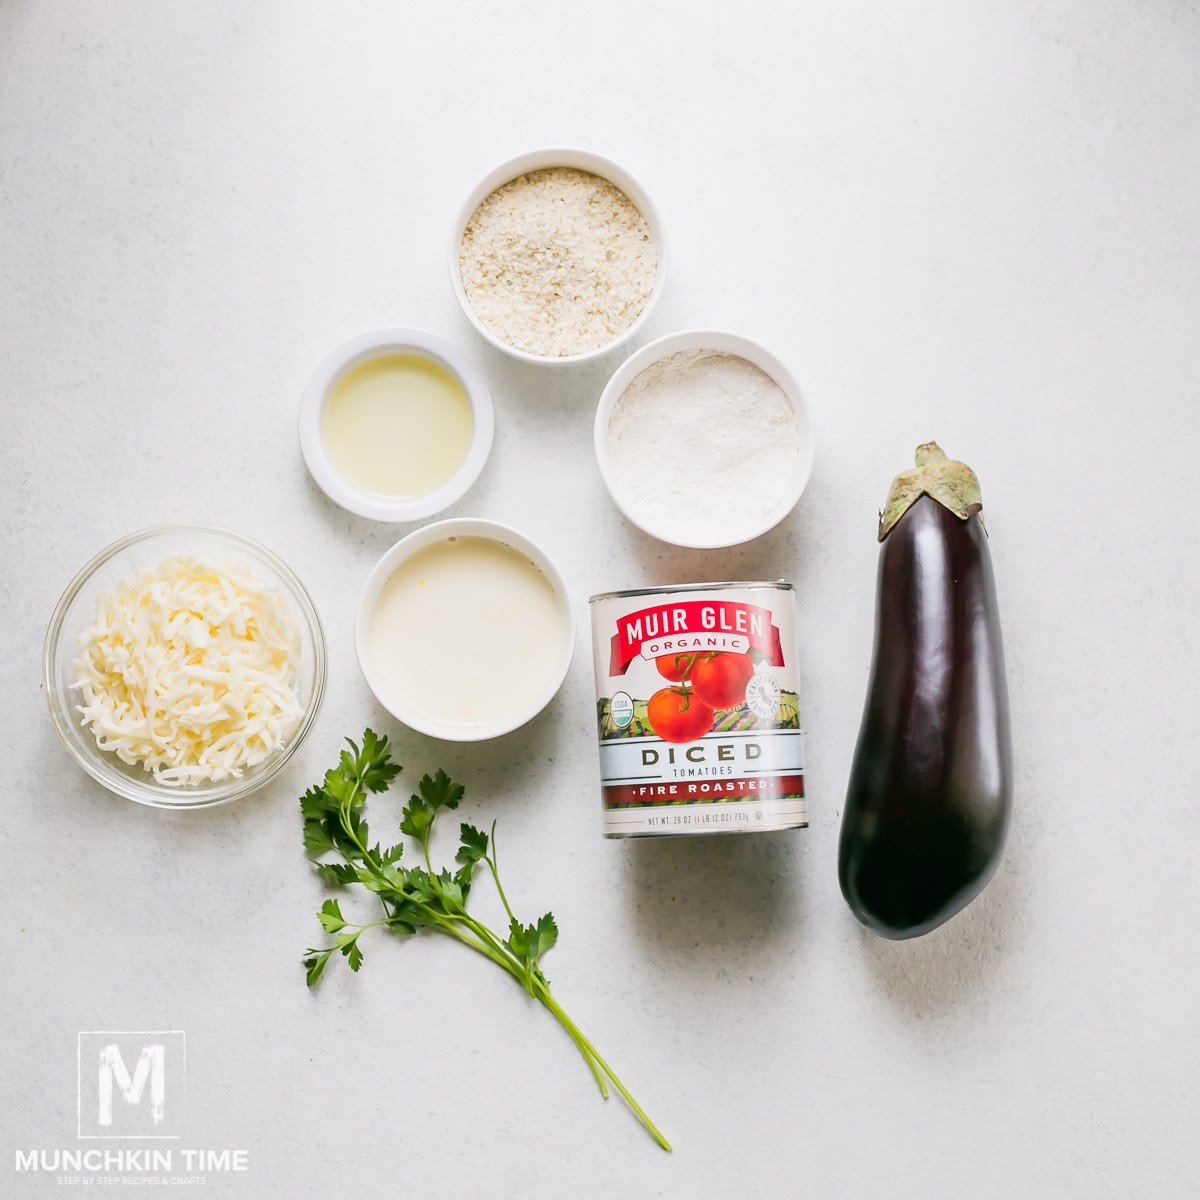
[355, 519, 575, 741]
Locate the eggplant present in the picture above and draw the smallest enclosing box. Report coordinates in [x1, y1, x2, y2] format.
[839, 443, 1012, 939]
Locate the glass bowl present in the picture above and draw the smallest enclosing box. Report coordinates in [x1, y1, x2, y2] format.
[44, 524, 327, 809]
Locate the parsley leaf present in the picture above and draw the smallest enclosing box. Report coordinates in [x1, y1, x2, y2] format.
[315, 861, 359, 886]
[436, 869, 464, 912]
[456, 823, 489, 865]
[335, 930, 365, 972]
[357, 729, 402, 793]
[302, 819, 337, 858]
[317, 899, 346, 932]
[303, 947, 334, 987]
[507, 912, 559, 969]
[399, 795, 435, 846]
[419, 768, 464, 812]
[300, 785, 332, 820]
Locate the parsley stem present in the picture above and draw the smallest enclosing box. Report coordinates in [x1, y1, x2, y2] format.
[419, 907, 613, 1102]
[486, 858, 517, 926]
[486, 821, 518, 926]
[534, 982, 672, 1153]
[395, 910, 515, 975]
[532, 985, 610, 1100]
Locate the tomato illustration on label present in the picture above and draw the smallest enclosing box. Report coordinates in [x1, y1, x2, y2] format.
[646, 687, 714, 743]
[689, 652, 755, 709]
[654, 651, 697, 682]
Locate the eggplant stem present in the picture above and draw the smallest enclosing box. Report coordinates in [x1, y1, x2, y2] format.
[878, 441, 984, 542]
[914, 442, 948, 468]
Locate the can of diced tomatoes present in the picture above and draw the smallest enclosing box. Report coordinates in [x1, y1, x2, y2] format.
[589, 581, 807, 838]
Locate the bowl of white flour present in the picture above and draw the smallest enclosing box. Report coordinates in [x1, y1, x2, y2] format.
[450, 148, 667, 365]
[594, 330, 815, 548]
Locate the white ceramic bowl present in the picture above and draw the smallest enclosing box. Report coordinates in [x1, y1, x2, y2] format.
[448, 148, 668, 366]
[44, 524, 327, 810]
[299, 327, 494, 522]
[593, 330, 816, 549]
[355, 518, 575, 741]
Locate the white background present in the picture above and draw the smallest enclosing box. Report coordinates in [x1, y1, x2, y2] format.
[2, 1, 1198, 1196]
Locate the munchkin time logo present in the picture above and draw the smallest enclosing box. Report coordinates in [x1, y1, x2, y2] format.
[78, 1031, 185, 1139]
[12, 1031, 250, 1186]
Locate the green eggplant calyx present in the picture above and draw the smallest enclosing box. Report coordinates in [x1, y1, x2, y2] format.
[878, 441, 984, 542]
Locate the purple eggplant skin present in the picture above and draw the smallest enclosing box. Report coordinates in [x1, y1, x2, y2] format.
[839, 453, 1012, 940]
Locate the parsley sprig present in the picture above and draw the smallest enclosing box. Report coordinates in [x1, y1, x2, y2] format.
[301, 729, 670, 1151]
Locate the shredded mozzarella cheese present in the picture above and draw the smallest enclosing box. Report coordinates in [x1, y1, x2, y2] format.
[72, 557, 304, 786]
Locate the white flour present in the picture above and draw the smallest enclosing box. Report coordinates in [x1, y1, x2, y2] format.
[606, 349, 801, 544]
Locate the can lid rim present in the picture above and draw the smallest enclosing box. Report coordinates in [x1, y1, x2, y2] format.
[588, 580, 794, 603]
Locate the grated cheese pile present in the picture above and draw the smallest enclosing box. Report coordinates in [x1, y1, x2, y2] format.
[459, 167, 657, 357]
[72, 557, 303, 787]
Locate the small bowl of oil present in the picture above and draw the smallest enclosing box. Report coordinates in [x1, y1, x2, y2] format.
[299, 328, 495, 522]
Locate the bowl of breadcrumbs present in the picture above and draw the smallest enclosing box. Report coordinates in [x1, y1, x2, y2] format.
[450, 148, 668, 365]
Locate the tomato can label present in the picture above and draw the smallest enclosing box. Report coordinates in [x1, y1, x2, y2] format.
[589, 582, 807, 838]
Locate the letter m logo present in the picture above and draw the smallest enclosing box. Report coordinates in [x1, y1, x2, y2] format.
[77, 1031, 185, 1138]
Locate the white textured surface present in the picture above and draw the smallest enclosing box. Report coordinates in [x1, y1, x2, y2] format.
[2, 1, 1198, 1196]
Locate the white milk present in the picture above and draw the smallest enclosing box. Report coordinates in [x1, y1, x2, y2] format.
[367, 536, 567, 729]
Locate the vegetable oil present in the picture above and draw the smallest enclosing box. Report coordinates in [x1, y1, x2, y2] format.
[323, 353, 473, 498]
